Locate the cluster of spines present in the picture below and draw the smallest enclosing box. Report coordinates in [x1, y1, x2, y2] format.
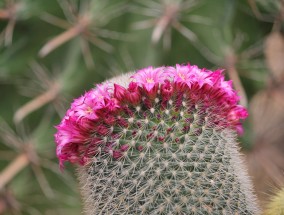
[78, 122, 258, 214]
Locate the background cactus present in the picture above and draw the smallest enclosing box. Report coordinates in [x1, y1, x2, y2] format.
[264, 186, 284, 215]
[55, 65, 259, 214]
[0, 0, 283, 214]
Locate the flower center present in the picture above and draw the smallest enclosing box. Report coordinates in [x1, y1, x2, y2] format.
[178, 72, 185, 80]
[146, 78, 154, 83]
[86, 106, 93, 114]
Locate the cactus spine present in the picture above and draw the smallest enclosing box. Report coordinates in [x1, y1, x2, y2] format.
[55, 64, 260, 214]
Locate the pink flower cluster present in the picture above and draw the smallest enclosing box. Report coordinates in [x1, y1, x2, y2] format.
[55, 63, 248, 167]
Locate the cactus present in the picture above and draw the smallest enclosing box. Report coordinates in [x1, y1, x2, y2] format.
[265, 187, 284, 215]
[55, 64, 260, 214]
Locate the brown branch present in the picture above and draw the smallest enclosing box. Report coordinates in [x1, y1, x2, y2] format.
[13, 82, 60, 124]
[41, 12, 70, 29]
[80, 38, 95, 69]
[39, 17, 90, 57]
[225, 51, 248, 107]
[151, 5, 177, 45]
[4, 17, 15, 46]
[272, 0, 284, 32]
[247, 0, 262, 20]
[0, 154, 29, 190]
[0, 9, 10, 19]
[247, 0, 274, 22]
[31, 165, 54, 199]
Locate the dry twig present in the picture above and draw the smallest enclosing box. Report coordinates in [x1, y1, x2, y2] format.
[225, 50, 248, 107]
[14, 81, 60, 124]
[0, 154, 29, 190]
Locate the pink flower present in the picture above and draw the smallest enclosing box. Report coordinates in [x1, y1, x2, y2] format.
[68, 83, 111, 121]
[114, 84, 126, 101]
[235, 123, 244, 135]
[89, 83, 112, 108]
[69, 95, 97, 120]
[94, 83, 111, 98]
[72, 99, 98, 121]
[55, 63, 249, 167]
[104, 98, 120, 112]
[207, 69, 223, 85]
[171, 64, 193, 87]
[190, 67, 213, 88]
[57, 143, 80, 168]
[55, 119, 90, 146]
[219, 79, 240, 103]
[161, 80, 173, 98]
[131, 66, 167, 91]
[227, 105, 248, 122]
[126, 82, 141, 105]
[55, 118, 92, 167]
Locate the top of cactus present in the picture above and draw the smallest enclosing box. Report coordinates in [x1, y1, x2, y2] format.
[55, 63, 248, 168]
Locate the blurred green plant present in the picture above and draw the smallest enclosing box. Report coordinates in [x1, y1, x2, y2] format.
[0, 0, 283, 214]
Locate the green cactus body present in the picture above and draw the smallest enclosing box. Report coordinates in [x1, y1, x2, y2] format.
[79, 108, 256, 214]
[55, 65, 260, 214]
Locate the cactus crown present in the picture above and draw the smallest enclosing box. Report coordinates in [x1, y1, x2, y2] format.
[55, 64, 259, 214]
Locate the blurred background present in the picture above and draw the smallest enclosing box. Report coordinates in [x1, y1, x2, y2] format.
[0, 0, 283, 214]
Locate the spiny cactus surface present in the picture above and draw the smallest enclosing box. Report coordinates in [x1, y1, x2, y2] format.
[55, 64, 259, 214]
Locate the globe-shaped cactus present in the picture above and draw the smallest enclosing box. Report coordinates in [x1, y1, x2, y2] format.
[55, 64, 260, 214]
